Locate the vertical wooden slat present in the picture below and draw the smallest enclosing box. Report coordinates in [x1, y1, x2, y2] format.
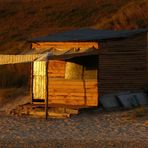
[33, 61, 46, 100]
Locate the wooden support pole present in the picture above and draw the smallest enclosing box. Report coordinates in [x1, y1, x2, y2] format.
[45, 61, 49, 120]
[97, 55, 99, 107]
[30, 62, 33, 105]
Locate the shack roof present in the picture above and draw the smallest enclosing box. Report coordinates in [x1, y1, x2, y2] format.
[31, 28, 148, 42]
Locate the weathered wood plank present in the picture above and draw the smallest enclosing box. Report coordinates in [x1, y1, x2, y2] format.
[48, 92, 98, 97]
[32, 42, 99, 51]
[29, 111, 70, 118]
[47, 96, 98, 106]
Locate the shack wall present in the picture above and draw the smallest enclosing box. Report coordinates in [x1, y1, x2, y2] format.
[48, 79, 98, 106]
[33, 59, 98, 107]
[47, 59, 98, 107]
[99, 33, 147, 95]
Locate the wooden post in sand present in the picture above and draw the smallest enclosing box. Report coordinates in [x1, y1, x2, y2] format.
[45, 61, 48, 120]
[30, 62, 33, 105]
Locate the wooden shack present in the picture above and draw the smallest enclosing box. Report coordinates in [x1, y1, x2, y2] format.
[32, 47, 99, 107]
[30, 28, 148, 109]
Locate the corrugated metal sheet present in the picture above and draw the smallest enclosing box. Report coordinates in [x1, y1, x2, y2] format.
[33, 61, 47, 100]
[0, 54, 44, 65]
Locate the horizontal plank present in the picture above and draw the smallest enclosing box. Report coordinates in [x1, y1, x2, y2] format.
[48, 84, 98, 91]
[48, 85, 98, 88]
[48, 75, 65, 78]
[49, 89, 98, 94]
[48, 78, 97, 81]
[48, 80, 98, 85]
[99, 69, 146, 71]
[99, 75, 145, 77]
[48, 75, 65, 77]
[48, 84, 98, 88]
[48, 92, 98, 99]
[100, 61, 145, 63]
[48, 100, 84, 105]
[48, 96, 97, 101]
[99, 62, 146, 65]
[48, 99, 97, 106]
[48, 71, 65, 73]
[32, 41, 99, 50]
[99, 56, 145, 59]
[100, 82, 145, 84]
[48, 74, 65, 76]
[29, 111, 70, 118]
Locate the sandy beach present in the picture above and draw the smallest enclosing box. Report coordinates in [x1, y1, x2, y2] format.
[0, 108, 148, 148]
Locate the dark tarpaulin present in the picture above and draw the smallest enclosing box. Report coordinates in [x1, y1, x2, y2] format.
[133, 92, 148, 105]
[100, 94, 120, 110]
[117, 92, 148, 108]
[30, 28, 148, 42]
[100, 91, 148, 110]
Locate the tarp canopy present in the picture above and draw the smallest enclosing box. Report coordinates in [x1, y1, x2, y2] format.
[38, 47, 99, 61]
[0, 54, 44, 65]
[0, 48, 99, 65]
